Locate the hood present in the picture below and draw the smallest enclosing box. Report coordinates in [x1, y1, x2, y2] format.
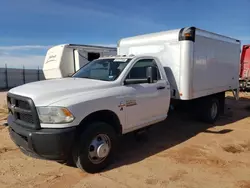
[8, 77, 113, 106]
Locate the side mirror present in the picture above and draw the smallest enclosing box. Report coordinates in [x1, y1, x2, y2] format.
[146, 66, 157, 83]
[124, 78, 148, 85]
[124, 66, 158, 85]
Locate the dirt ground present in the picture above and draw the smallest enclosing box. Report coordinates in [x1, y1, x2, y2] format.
[0, 91, 250, 188]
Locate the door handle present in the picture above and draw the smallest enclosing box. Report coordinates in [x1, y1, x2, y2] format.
[157, 86, 165, 90]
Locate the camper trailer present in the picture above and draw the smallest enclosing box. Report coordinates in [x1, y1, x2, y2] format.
[43, 44, 117, 79]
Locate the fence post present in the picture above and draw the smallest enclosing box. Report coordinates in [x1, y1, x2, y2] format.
[5, 64, 8, 89]
[38, 66, 40, 81]
[23, 65, 25, 84]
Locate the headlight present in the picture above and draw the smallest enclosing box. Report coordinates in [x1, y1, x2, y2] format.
[36, 107, 75, 124]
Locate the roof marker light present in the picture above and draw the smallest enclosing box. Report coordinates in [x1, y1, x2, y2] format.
[179, 27, 196, 42]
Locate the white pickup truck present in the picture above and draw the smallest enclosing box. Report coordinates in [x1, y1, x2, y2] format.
[6, 27, 240, 173]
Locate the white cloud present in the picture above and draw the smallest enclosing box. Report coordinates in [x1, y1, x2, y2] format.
[0, 45, 51, 57]
[0, 55, 45, 69]
[0, 45, 51, 69]
[0, 45, 51, 51]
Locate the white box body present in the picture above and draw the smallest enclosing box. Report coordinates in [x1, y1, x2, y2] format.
[118, 27, 241, 100]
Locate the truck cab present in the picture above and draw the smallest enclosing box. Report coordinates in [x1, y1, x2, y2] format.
[7, 55, 171, 173]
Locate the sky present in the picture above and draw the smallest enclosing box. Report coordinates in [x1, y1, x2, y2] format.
[0, 0, 250, 69]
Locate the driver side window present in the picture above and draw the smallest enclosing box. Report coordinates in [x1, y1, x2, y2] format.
[126, 59, 161, 81]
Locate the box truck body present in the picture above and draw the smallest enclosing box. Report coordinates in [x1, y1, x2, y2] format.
[118, 27, 241, 100]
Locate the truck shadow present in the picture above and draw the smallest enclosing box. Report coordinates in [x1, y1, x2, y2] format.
[105, 94, 250, 171]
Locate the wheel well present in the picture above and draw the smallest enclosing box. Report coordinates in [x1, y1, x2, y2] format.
[77, 110, 122, 135]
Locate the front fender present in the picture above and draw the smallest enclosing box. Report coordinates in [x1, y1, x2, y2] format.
[40, 94, 126, 129]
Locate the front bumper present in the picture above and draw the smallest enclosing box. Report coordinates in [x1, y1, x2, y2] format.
[8, 116, 76, 162]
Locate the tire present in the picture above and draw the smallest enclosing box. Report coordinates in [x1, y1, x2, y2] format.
[57, 156, 75, 167]
[72, 122, 118, 173]
[201, 97, 220, 124]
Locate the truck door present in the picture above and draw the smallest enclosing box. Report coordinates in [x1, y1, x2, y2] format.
[122, 58, 170, 131]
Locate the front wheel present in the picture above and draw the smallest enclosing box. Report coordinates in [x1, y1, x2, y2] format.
[72, 122, 118, 173]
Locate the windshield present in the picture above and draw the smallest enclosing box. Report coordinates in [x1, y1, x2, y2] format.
[72, 58, 131, 81]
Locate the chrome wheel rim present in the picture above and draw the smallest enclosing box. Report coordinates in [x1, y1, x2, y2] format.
[88, 134, 111, 164]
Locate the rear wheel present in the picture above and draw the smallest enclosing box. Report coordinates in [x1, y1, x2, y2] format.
[201, 98, 220, 124]
[72, 122, 117, 173]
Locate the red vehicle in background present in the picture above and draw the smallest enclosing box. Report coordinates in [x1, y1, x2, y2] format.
[239, 45, 250, 91]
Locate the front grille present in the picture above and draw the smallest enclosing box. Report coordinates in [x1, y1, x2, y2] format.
[19, 113, 34, 124]
[17, 100, 31, 110]
[7, 93, 40, 129]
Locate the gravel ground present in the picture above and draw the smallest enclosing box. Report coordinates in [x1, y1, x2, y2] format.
[0, 91, 250, 188]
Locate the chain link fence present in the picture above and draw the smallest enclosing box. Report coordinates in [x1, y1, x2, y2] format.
[0, 64, 45, 90]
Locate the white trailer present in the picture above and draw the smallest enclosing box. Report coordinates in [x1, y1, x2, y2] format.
[7, 27, 241, 174]
[43, 44, 117, 79]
